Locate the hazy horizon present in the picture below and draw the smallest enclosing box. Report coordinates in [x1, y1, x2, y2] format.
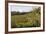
[9, 5, 39, 12]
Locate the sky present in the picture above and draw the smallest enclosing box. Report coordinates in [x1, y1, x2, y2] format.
[10, 5, 33, 12]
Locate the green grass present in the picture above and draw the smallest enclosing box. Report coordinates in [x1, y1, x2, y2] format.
[11, 7, 41, 28]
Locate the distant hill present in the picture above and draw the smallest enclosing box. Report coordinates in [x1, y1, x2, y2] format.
[11, 11, 32, 15]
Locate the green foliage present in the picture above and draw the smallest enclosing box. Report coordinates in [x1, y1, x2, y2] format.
[11, 16, 16, 28]
[11, 7, 41, 28]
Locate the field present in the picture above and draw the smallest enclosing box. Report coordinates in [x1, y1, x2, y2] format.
[11, 7, 41, 28]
